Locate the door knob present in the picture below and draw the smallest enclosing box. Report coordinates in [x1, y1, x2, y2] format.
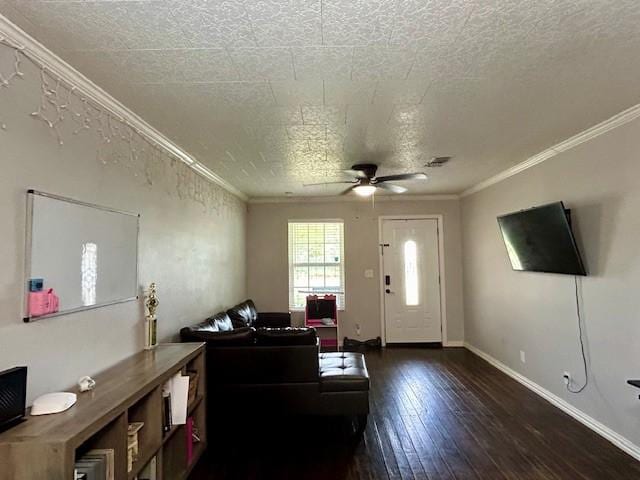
[385, 289, 393, 294]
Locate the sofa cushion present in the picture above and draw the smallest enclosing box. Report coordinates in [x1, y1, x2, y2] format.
[180, 312, 234, 335]
[255, 311, 292, 328]
[206, 312, 234, 332]
[319, 352, 370, 392]
[181, 326, 255, 346]
[227, 300, 258, 328]
[255, 327, 318, 346]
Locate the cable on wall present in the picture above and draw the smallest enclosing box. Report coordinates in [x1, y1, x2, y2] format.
[566, 275, 588, 394]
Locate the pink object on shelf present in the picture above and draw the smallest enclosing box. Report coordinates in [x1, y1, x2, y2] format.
[28, 288, 59, 317]
[305, 295, 338, 349]
[186, 417, 194, 464]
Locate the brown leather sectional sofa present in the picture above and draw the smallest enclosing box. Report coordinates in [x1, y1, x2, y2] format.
[180, 300, 370, 434]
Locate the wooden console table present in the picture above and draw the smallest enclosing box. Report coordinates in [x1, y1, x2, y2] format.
[0, 343, 206, 480]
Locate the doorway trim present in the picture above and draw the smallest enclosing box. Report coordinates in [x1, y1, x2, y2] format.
[378, 215, 448, 346]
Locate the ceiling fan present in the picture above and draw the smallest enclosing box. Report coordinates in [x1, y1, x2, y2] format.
[303, 163, 428, 197]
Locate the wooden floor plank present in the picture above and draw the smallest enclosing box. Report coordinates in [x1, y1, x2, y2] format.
[190, 347, 640, 480]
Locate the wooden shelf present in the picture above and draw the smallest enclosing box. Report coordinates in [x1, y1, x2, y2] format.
[127, 386, 162, 480]
[0, 343, 207, 480]
[162, 424, 180, 445]
[128, 444, 158, 480]
[188, 394, 204, 415]
[183, 442, 205, 480]
[161, 394, 204, 447]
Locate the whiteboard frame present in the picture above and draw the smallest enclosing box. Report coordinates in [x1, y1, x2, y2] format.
[23, 190, 140, 323]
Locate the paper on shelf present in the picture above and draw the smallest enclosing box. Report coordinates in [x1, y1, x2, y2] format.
[169, 373, 189, 425]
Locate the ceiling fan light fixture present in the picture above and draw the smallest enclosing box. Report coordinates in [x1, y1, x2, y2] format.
[353, 184, 377, 197]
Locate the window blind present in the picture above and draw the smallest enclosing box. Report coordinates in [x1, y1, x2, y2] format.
[288, 221, 345, 310]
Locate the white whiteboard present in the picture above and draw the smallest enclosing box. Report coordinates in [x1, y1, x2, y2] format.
[24, 191, 139, 321]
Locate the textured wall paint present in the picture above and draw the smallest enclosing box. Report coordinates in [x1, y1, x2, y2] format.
[461, 117, 640, 446]
[247, 199, 464, 343]
[0, 51, 246, 404]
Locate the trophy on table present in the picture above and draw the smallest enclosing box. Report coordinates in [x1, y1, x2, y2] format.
[144, 282, 159, 350]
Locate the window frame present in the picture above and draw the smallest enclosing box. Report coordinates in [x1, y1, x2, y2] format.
[287, 219, 346, 311]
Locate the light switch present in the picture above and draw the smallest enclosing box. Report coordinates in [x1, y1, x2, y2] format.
[364, 269, 374, 278]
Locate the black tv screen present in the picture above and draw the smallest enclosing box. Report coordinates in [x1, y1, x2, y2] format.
[497, 202, 586, 276]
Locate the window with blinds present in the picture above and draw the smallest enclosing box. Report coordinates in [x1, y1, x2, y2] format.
[288, 221, 345, 310]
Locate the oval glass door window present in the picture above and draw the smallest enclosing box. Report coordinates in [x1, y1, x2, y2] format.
[404, 240, 419, 306]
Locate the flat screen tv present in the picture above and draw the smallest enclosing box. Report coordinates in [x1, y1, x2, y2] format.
[497, 202, 587, 275]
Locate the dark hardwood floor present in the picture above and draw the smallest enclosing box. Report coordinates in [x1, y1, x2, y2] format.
[190, 347, 640, 479]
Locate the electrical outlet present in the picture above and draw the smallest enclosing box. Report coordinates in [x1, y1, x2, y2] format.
[563, 371, 571, 386]
[364, 269, 374, 278]
[356, 323, 361, 336]
[520, 350, 526, 363]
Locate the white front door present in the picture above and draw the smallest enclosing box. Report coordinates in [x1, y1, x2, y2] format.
[381, 218, 442, 343]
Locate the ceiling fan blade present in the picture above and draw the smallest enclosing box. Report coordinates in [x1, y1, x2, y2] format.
[303, 180, 357, 187]
[340, 185, 357, 195]
[343, 169, 369, 179]
[374, 173, 428, 183]
[376, 183, 408, 194]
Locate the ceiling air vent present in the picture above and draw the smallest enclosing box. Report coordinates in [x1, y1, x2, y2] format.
[425, 156, 452, 167]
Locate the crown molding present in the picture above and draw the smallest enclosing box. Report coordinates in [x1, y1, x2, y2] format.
[248, 193, 460, 204]
[9, 12, 638, 204]
[461, 103, 640, 198]
[0, 13, 247, 202]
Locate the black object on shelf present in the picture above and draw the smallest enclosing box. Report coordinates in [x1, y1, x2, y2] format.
[0, 366, 27, 433]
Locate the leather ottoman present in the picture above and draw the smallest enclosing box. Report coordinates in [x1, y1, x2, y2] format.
[317, 352, 370, 432]
[319, 352, 370, 393]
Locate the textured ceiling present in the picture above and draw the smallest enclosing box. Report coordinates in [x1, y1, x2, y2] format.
[1, 0, 640, 198]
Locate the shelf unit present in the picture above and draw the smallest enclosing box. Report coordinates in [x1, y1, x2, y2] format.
[0, 343, 206, 480]
[305, 295, 339, 351]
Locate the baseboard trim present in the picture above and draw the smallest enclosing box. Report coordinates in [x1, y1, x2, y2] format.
[464, 342, 640, 461]
[444, 341, 465, 347]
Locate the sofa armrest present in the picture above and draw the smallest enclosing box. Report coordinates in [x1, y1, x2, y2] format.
[256, 311, 291, 328]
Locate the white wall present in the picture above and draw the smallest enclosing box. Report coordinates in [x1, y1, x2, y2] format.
[0, 47, 246, 404]
[461, 116, 640, 447]
[247, 198, 465, 344]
